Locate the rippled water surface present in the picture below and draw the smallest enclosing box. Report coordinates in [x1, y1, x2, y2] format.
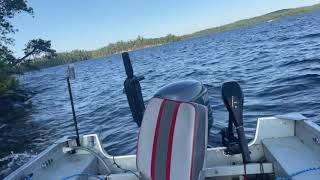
[1, 11, 320, 177]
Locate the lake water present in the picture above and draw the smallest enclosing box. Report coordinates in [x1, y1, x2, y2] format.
[1, 11, 320, 178]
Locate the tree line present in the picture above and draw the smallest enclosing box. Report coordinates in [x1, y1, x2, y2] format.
[23, 34, 181, 70]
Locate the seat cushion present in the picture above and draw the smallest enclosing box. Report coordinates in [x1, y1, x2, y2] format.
[137, 98, 208, 180]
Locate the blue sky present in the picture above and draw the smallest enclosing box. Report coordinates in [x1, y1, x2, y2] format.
[10, 0, 320, 56]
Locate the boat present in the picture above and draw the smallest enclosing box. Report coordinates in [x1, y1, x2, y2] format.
[5, 52, 320, 180]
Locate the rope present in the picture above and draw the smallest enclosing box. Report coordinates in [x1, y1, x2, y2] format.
[259, 160, 265, 180]
[69, 146, 111, 175]
[112, 156, 140, 178]
[60, 173, 105, 180]
[243, 163, 248, 180]
[276, 167, 320, 180]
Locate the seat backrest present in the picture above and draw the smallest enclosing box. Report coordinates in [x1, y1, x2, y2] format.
[137, 97, 208, 180]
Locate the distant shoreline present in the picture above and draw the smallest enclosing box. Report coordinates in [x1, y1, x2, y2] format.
[186, 4, 320, 38]
[23, 3, 320, 71]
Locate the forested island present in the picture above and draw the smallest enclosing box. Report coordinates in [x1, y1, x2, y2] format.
[1, 1, 320, 107]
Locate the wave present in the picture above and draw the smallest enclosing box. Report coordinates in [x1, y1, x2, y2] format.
[279, 58, 320, 67]
[256, 84, 308, 97]
[299, 32, 320, 39]
[272, 74, 320, 84]
[0, 152, 36, 179]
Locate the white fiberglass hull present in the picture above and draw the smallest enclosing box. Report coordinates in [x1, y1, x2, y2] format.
[5, 113, 320, 180]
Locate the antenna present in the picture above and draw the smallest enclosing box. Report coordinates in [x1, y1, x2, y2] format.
[66, 64, 80, 146]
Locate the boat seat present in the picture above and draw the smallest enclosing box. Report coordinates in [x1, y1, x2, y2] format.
[262, 136, 320, 180]
[137, 97, 208, 180]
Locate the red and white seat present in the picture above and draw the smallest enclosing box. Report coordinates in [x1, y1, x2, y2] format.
[137, 97, 208, 180]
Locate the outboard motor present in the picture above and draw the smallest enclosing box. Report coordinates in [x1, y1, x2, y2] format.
[122, 52, 213, 131]
[154, 80, 213, 131]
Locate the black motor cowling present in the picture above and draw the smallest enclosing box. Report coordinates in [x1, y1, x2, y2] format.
[154, 80, 213, 131]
